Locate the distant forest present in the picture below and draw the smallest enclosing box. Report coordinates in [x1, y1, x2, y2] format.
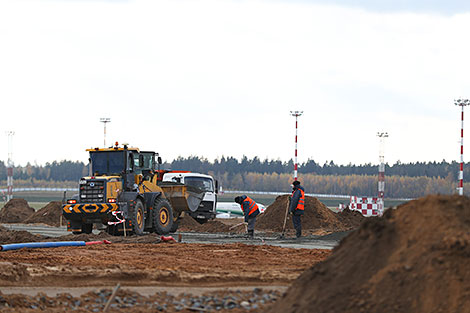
[0, 157, 464, 198]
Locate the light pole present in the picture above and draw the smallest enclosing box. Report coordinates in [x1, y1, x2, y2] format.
[455, 99, 469, 195]
[100, 118, 111, 147]
[377, 132, 388, 200]
[290, 111, 303, 181]
[6, 131, 15, 202]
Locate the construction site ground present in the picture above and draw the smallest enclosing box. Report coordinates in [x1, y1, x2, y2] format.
[0, 195, 363, 312]
[0, 222, 333, 312]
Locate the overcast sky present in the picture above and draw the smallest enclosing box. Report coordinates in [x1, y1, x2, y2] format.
[1, 0, 470, 167]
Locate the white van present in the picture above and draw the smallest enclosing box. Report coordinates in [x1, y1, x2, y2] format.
[162, 172, 218, 223]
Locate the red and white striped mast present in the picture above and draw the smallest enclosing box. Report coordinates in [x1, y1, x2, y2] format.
[290, 111, 303, 181]
[6, 131, 15, 202]
[377, 132, 388, 200]
[455, 99, 469, 195]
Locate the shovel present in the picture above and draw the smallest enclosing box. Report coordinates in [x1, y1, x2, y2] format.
[229, 221, 248, 231]
[279, 198, 290, 239]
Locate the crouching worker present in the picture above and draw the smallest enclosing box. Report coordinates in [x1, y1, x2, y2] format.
[234, 195, 260, 239]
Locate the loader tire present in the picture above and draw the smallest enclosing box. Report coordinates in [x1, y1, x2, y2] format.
[130, 199, 145, 236]
[82, 223, 93, 234]
[170, 218, 179, 233]
[106, 224, 118, 235]
[153, 198, 174, 235]
[72, 222, 92, 235]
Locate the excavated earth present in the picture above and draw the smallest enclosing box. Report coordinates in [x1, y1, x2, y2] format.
[269, 194, 470, 313]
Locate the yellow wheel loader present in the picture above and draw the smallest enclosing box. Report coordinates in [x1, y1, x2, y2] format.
[62, 143, 205, 235]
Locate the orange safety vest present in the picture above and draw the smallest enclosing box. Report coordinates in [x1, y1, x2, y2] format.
[292, 188, 305, 211]
[242, 196, 259, 216]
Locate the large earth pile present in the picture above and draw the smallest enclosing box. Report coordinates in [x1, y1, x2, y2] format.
[0, 199, 35, 223]
[268, 194, 470, 313]
[24, 201, 63, 227]
[256, 195, 364, 234]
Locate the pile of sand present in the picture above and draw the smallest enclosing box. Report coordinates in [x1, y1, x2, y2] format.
[177, 214, 238, 233]
[256, 195, 364, 234]
[0, 199, 35, 223]
[268, 194, 470, 313]
[24, 201, 63, 227]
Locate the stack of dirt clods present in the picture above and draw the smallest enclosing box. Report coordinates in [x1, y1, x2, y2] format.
[256, 195, 365, 235]
[268, 194, 470, 313]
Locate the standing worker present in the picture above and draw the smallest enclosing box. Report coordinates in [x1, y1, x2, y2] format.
[289, 181, 305, 238]
[234, 195, 260, 239]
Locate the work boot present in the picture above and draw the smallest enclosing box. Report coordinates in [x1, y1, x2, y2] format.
[296, 229, 302, 239]
[247, 230, 254, 239]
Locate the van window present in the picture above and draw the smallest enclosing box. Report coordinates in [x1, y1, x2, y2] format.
[185, 177, 213, 192]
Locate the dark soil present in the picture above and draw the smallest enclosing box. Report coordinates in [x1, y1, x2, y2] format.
[178, 214, 242, 233]
[268, 194, 470, 313]
[0, 199, 35, 223]
[24, 201, 63, 227]
[0, 225, 45, 244]
[335, 207, 365, 229]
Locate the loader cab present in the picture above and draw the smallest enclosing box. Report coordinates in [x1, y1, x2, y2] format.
[132, 151, 154, 175]
[89, 150, 127, 176]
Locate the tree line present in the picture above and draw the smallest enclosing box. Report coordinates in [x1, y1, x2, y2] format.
[0, 157, 464, 198]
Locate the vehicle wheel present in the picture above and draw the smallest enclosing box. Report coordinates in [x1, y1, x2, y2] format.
[130, 199, 145, 235]
[170, 217, 179, 233]
[72, 231, 82, 235]
[82, 223, 93, 234]
[153, 198, 174, 235]
[106, 224, 118, 235]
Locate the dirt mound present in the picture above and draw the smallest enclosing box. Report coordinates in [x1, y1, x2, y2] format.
[335, 207, 365, 229]
[0, 225, 46, 244]
[24, 201, 63, 226]
[177, 214, 203, 231]
[256, 195, 358, 234]
[0, 199, 35, 223]
[268, 194, 470, 313]
[198, 220, 233, 233]
[177, 215, 239, 233]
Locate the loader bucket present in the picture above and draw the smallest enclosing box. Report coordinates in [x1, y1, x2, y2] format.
[159, 182, 205, 213]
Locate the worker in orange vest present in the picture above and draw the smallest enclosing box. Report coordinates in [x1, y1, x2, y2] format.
[289, 181, 305, 238]
[234, 195, 260, 238]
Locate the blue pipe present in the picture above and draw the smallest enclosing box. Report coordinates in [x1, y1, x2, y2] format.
[0, 241, 86, 251]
